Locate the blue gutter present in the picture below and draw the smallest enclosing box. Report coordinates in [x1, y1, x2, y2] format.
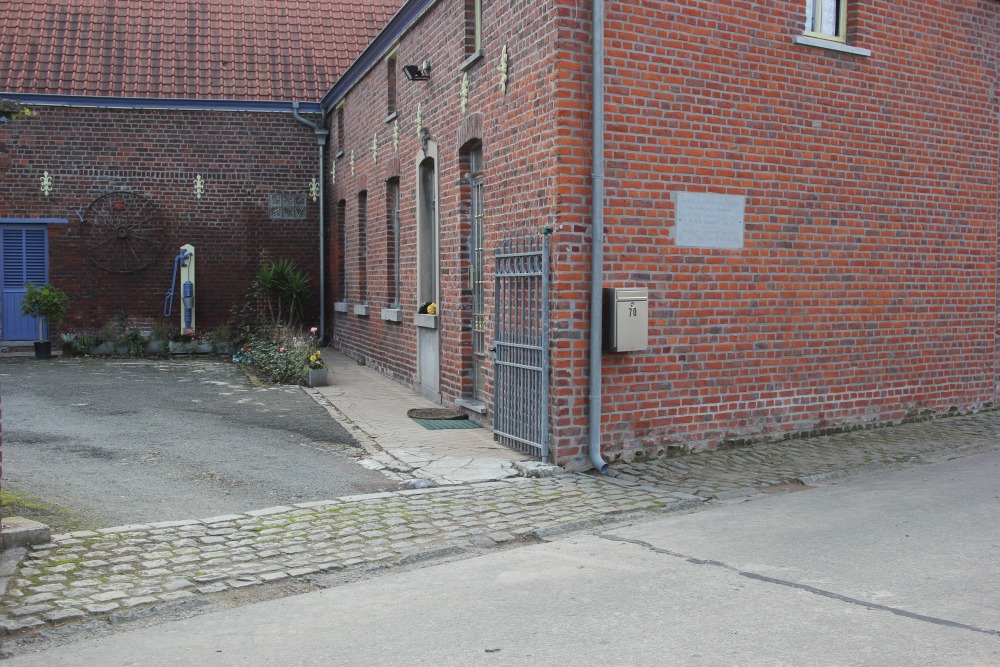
[1, 93, 322, 114]
[0, 218, 68, 224]
[320, 0, 438, 111]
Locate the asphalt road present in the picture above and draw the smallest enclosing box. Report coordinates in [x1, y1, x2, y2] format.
[8, 449, 998, 665]
[0, 356, 396, 525]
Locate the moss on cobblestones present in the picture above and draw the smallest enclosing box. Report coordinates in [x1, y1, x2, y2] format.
[3, 419, 997, 641]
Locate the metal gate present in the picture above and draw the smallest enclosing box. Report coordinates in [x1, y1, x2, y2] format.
[493, 232, 550, 461]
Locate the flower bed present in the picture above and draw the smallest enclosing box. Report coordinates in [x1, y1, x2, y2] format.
[233, 326, 325, 385]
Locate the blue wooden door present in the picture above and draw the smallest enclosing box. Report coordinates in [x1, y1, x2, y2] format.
[1, 226, 49, 342]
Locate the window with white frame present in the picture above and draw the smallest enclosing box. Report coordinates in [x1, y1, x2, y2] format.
[805, 0, 846, 42]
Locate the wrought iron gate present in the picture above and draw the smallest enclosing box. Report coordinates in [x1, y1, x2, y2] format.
[493, 232, 550, 461]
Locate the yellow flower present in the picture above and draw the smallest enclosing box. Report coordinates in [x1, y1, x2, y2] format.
[427, 302, 437, 315]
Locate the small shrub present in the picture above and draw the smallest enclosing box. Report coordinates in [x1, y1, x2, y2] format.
[255, 259, 312, 327]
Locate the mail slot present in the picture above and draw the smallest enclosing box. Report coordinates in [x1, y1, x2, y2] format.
[603, 287, 648, 352]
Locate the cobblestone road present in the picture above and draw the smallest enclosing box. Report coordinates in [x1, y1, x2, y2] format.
[2, 411, 999, 639]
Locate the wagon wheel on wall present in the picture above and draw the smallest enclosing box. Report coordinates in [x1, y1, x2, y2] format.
[81, 192, 164, 273]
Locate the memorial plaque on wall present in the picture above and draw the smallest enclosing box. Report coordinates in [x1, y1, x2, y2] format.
[673, 192, 746, 249]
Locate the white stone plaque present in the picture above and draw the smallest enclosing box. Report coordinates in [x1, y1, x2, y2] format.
[673, 192, 745, 249]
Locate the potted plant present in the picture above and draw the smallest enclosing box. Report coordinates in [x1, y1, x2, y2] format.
[304, 327, 329, 386]
[19, 282, 69, 359]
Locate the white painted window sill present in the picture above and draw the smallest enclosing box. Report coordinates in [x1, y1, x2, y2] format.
[334, 302, 349, 313]
[354, 304, 370, 317]
[455, 397, 487, 414]
[381, 308, 402, 322]
[414, 314, 438, 329]
[460, 50, 485, 72]
[793, 35, 871, 57]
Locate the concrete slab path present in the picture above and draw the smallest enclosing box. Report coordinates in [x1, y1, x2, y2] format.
[307, 351, 529, 485]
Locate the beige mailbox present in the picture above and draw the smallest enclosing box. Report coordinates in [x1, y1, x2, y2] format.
[603, 287, 648, 352]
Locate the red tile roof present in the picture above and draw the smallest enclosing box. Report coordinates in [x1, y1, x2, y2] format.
[0, 0, 403, 101]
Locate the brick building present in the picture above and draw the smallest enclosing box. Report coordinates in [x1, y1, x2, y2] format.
[3, 1, 998, 470]
[323, 0, 1000, 469]
[0, 0, 399, 338]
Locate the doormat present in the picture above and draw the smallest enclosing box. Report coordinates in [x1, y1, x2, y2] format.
[410, 418, 483, 430]
[406, 408, 467, 420]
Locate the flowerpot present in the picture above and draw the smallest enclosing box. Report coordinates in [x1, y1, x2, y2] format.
[195, 342, 214, 354]
[93, 342, 114, 355]
[169, 341, 193, 354]
[213, 342, 233, 355]
[33, 340, 52, 360]
[146, 340, 167, 354]
[307, 368, 330, 387]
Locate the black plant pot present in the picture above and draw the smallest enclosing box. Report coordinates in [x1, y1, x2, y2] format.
[34, 341, 52, 360]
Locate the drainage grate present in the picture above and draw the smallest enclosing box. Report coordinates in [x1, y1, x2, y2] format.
[410, 418, 483, 430]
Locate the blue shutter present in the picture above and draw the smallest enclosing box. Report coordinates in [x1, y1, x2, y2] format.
[2, 228, 47, 287]
[23, 228, 48, 284]
[3, 228, 25, 287]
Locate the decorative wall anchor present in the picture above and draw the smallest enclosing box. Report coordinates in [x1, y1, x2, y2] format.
[309, 177, 320, 202]
[40, 171, 53, 196]
[393, 118, 400, 152]
[372, 133, 379, 165]
[415, 103, 423, 139]
[498, 45, 509, 95]
[350, 150, 355, 176]
[460, 73, 470, 115]
[420, 127, 432, 154]
[331, 161, 337, 185]
[194, 174, 206, 199]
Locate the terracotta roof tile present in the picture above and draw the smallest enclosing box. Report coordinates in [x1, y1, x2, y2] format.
[0, 0, 402, 100]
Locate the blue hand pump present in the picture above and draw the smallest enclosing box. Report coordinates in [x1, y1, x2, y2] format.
[164, 246, 195, 331]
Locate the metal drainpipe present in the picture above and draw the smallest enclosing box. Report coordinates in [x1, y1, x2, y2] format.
[587, 0, 609, 473]
[291, 102, 330, 342]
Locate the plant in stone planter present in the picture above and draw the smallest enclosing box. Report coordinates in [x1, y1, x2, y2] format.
[120, 327, 149, 357]
[19, 283, 69, 359]
[71, 331, 97, 356]
[59, 332, 77, 356]
[169, 328, 196, 353]
[209, 324, 233, 354]
[146, 320, 173, 354]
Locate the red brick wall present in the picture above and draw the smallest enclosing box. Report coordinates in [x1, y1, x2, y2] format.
[550, 0, 1000, 468]
[328, 0, 564, 399]
[0, 106, 323, 337]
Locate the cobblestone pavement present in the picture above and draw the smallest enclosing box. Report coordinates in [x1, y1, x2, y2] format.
[0, 476, 683, 637]
[609, 411, 1000, 497]
[2, 410, 999, 640]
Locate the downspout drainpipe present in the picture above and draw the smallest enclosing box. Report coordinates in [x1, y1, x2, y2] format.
[588, 0, 609, 473]
[292, 102, 331, 342]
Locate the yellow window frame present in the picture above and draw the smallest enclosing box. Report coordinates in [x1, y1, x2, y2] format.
[805, 0, 847, 43]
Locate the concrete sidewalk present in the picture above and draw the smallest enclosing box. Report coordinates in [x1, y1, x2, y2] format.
[307, 351, 530, 486]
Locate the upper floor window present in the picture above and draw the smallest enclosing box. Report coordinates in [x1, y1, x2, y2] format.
[795, 0, 868, 56]
[806, 0, 846, 42]
[465, 0, 482, 57]
[336, 106, 345, 155]
[387, 54, 398, 118]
